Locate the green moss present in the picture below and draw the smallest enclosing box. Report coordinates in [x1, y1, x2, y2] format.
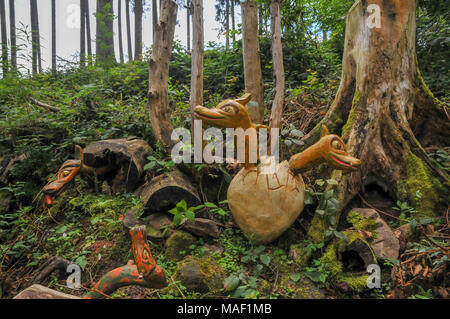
[307, 215, 325, 244]
[279, 274, 325, 299]
[340, 274, 370, 292]
[341, 90, 362, 137]
[347, 210, 378, 233]
[165, 230, 197, 261]
[319, 243, 342, 278]
[397, 151, 440, 217]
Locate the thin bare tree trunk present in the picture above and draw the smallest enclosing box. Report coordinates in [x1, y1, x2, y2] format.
[85, 0, 92, 64]
[269, 0, 284, 129]
[118, 0, 124, 63]
[9, 0, 16, 71]
[148, 0, 178, 146]
[0, 0, 7, 76]
[134, 0, 143, 60]
[51, 0, 56, 72]
[30, 0, 40, 74]
[152, 0, 158, 44]
[189, 0, 204, 131]
[80, 0, 86, 67]
[225, 0, 229, 50]
[231, 0, 235, 43]
[241, 1, 264, 124]
[186, 0, 191, 52]
[125, 0, 132, 61]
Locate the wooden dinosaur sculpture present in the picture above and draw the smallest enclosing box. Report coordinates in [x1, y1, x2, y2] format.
[194, 94, 361, 244]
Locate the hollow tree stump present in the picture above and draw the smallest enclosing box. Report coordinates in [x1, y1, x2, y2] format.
[136, 169, 201, 216]
[83, 137, 151, 193]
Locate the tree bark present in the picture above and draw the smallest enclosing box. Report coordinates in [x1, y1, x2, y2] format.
[125, 0, 133, 61]
[304, 0, 449, 242]
[241, 1, 264, 124]
[225, 0, 229, 50]
[118, 0, 124, 63]
[189, 0, 203, 132]
[134, 0, 143, 61]
[30, 0, 41, 74]
[80, 0, 86, 67]
[8, 0, 15, 72]
[85, 0, 92, 62]
[51, 0, 56, 72]
[152, 0, 158, 44]
[95, 0, 115, 66]
[269, 0, 285, 129]
[0, 0, 8, 76]
[148, 0, 177, 146]
[231, 0, 235, 43]
[186, 0, 191, 52]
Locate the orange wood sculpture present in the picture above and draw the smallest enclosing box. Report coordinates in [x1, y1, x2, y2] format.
[194, 94, 361, 243]
[83, 226, 167, 299]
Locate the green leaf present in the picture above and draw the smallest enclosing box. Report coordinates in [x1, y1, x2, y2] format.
[333, 230, 348, 242]
[316, 209, 325, 216]
[316, 179, 325, 186]
[223, 275, 240, 292]
[290, 273, 301, 282]
[185, 210, 195, 221]
[173, 214, 183, 226]
[326, 179, 338, 185]
[260, 254, 271, 266]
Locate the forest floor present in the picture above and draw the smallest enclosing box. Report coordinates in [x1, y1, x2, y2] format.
[0, 59, 448, 299]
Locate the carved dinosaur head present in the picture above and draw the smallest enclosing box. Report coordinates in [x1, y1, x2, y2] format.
[41, 145, 86, 207]
[194, 93, 255, 130]
[289, 125, 361, 173]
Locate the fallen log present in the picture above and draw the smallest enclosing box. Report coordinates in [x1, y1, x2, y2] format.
[82, 137, 151, 193]
[136, 169, 201, 216]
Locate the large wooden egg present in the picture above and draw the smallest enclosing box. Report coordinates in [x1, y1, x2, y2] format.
[227, 160, 305, 244]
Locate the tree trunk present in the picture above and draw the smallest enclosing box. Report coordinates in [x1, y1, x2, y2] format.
[225, 0, 229, 50]
[269, 0, 284, 129]
[186, 0, 191, 52]
[241, 1, 264, 124]
[51, 0, 56, 72]
[231, 0, 235, 43]
[85, 0, 92, 64]
[148, 0, 178, 146]
[304, 0, 449, 242]
[152, 0, 158, 44]
[134, 0, 143, 61]
[30, 0, 41, 74]
[95, 0, 115, 66]
[189, 0, 203, 132]
[80, 0, 86, 67]
[8, 0, 15, 72]
[125, 0, 133, 61]
[0, 0, 8, 76]
[118, 0, 124, 63]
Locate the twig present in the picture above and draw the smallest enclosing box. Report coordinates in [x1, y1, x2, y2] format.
[30, 97, 60, 112]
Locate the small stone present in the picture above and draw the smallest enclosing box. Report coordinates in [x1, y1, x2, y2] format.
[180, 218, 220, 238]
[349, 208, 400, 260]
[202, 243, 224, 256]
[173, 257, 225, 293]
[122, 208, 139, 230]
[165, 230, 197, 261]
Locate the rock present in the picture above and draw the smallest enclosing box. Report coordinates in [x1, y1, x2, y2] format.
[227, 161, 305, 244]
[165, 230, 197, 261]
[122, 208, 140, 230]
[289, 244, 309, 269]
[173, 257, 225, 293]
[341, 238, 376, 270]
[145, 213, 172, 239]
[349, 208, 400, 260]
[180, 218, 220, 238]
[202, 243, 224, 256]
[280, 275, 325, 299]
[13, 284, 80, 299]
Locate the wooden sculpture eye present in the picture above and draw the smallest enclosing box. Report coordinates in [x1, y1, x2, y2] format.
[61, 170, 71, 178]
[142, 248, 150, 260]
[332, 140, 343, 150]
[221, 105, 235, 113]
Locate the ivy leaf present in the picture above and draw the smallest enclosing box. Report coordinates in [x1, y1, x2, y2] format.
[260, 254, 271, 266]
[290, 273, 301, 282]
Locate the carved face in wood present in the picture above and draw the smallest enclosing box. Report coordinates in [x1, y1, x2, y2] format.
[194, 93, 255, 130]
[289, 125, 361, 173]
[41, 145, 84, 207]
[130, 226, 167, 288]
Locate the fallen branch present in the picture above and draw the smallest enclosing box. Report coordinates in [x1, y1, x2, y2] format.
[30, 97, 60, 112]
[33, 256, 72, 284]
